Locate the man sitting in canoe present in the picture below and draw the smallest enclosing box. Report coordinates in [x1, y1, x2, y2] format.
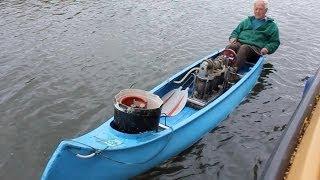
[226, 0, 280, 69]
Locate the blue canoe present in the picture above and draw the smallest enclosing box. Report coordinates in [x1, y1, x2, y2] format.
[42, 50, 265, 179]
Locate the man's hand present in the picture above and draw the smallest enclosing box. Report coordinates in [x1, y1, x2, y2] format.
[260, 48, 268, 55]
[229, 38, 237, 44]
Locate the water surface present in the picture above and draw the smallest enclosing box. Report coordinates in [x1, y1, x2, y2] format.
[1, 0, 320, 179]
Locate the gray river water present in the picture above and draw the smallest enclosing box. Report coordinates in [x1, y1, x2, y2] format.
[1, 0, 320, 179]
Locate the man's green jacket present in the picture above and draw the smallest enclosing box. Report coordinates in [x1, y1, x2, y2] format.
[229, 16, 280, 54]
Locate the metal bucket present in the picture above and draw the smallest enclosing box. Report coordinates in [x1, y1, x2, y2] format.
[112, 89, 163, 134]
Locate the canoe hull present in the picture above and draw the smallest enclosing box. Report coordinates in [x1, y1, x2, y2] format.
[42, 51, 265, 179]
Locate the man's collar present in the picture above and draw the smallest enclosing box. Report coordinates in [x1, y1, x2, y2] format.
[249, 16, 274, 22]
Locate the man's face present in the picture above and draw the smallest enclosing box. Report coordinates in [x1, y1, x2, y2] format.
[253, 2, 267, 19]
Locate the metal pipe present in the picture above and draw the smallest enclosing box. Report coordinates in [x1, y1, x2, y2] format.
[174, 67, 199, 84]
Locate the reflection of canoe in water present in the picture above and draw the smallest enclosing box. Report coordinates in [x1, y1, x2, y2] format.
[42, 50, 265, 180]
[261, 67, 320, 180]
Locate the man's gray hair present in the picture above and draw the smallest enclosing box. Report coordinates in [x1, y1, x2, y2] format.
[254, 0, 269, 9]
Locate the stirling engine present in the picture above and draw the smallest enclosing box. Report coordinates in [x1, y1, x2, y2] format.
[179, 49, 237, 108]
[192, 57, 227, 100]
